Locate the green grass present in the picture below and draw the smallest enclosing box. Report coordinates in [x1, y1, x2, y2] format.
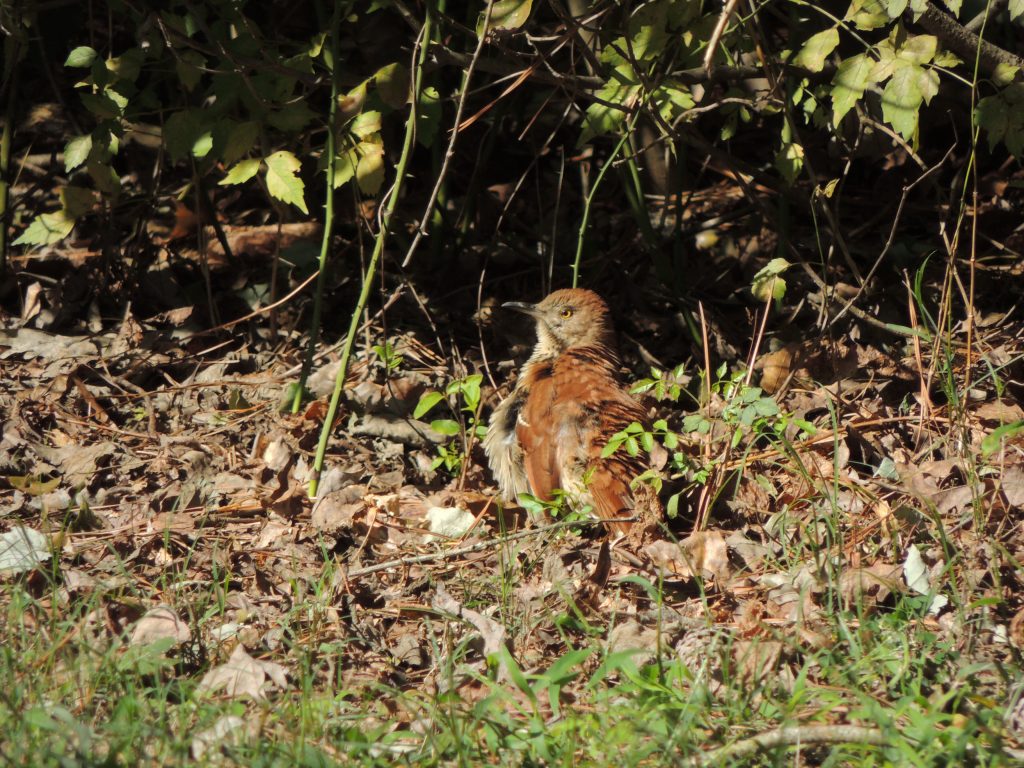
[1, 537, 1018, 767]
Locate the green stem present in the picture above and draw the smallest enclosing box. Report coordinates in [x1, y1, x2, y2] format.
[293, 2, 344, 412]
[572, 126, 633, 287]
[309, 12, 433, 495]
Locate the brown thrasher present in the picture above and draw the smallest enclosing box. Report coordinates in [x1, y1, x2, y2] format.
[484, 288, 661, 535]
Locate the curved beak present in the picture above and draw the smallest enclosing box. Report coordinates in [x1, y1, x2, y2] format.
[502, 301, 540, 318]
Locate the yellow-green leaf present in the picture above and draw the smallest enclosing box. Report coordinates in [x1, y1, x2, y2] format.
[481, 0, 532, 33]
[64, 135, 92, 172]
[793, 28, 840, 72]
[264, 150, 308, 213]
[219, 158, 262, 186]
[355, 142, 384, 195]
[751, 258, 791, 302]
[831, 54, 874, 126]
[13, 210, 75, 246]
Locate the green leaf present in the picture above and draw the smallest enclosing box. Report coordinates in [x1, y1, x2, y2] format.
[579, 63, 639, 143]
[64, 135, 92, 172]
[352, 110, 382, 139]
[831, 54, 874, 126]
[751, 257, 791, 302]
[175, 50, 207, 92]
[13, 210, 75, 246]
[332, 147, 359, 189]
[846, 0, 889, 30]
[266, 103, 318, 132]
[793, 28, 840, 72]
[222, 121, 260, 165]
[61, 186, 95, 218]
[881, 62, 924, 140]
[981, 420, 1024, 457]
[1011, 0, 1024, 21]
[264, 150, 308, 213]
[414, 391, 444, 419]
[481, 0, 533, 33]
[106, 48, 143, 82]
[219, 158, 262, 186]
[898, 34, 937, 65]
[164, 110, 203, 162]
[775, 141, 804, 186]
[79, 92, 123, 120]
[65, 46, 97, 68]
[355, 142, 384, 195]
[430, 419, 461, 436]
[192, 131, 213, 159]
[375, 63, 410, 108]
[977, 84, 1024, 156]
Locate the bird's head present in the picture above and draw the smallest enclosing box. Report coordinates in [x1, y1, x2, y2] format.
[503, 288, 616, 357]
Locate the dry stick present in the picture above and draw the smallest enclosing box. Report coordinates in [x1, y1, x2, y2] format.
[400, 2, 494, 270]
[704, 0, 743, 73]
[344, 517, 634, 579]
[681, 725, 892, 767]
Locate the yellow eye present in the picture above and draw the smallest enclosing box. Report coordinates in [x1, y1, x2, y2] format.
[560, 308, 573, 318]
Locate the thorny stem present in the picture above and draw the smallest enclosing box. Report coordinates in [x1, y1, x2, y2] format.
[310, 13, 433, 495]
[293, 0, 345, 413]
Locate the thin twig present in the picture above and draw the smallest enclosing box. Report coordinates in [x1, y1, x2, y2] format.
[681, 724, 892, 767]
[344, 517, 635, 579]
[401, 3, 494, 269]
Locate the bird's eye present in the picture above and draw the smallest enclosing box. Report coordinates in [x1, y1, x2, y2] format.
[560, 308, 573, 319]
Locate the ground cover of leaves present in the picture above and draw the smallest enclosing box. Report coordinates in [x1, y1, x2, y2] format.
[3, 248, 1024, 766]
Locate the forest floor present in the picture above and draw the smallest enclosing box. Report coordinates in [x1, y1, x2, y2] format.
[3, 174, 1024, 767]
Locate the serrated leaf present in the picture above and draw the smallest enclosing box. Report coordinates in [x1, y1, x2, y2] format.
[626, 2, 669, 60]
[355, 142, 384, 195]
[219, 158, 262, 186]
[881, 62, 924, 140]
[993, 63, 1020, 87]
[64, 135, 92, 172]
[13, 210, 75, 246]
[264, 150, 308, 213]
[831, 54, 874, 125]
[352, 110, 382, 139]
[65, 46, 97, 68]
[793, 28, 840, 72]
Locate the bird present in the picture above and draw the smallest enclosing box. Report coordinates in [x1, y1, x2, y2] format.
[483, 288, 661, 535]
